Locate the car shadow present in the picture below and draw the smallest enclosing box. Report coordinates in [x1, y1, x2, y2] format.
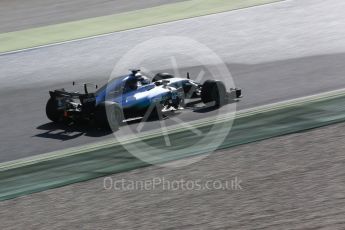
[35, 113, 179, 141]
[35, 122, 113, 141]
[35, 99, 239, 141]
[187, 98, 239, 113]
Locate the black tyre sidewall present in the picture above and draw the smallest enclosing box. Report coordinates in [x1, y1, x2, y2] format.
[46, 98, 62, 123]
[201, 80, 226, 107]
[95, 102, 123, 130]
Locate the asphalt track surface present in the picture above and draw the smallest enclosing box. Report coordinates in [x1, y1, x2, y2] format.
[1, 122, 345, 229]
[0, 0, 186, 33]
[1, 0, 345, 162]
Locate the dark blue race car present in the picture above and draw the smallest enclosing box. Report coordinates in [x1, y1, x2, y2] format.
[46, 70, 242, 129]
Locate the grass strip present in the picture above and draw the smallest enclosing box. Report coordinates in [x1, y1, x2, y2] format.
[0, 0, 281, 53]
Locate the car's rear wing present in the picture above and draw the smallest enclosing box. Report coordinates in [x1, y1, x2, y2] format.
[49, 89, 83, 99]
[49, 89, 96, 111]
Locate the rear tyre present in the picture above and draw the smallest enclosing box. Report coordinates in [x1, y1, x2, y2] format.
[152, 73, 174, 82]
[142, 102, 163, 121]
[201, 80, 226, 107]
[95, 102, 123, 130]
[46, 98, 63, 123]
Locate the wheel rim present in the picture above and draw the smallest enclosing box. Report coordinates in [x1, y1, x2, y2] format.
[109, 108, 120, 127]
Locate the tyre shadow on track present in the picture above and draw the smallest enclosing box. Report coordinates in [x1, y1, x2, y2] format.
[35, 122, 113, 141]
[34, 112, 183, 141]
[34, 114, 175, 141]
[185, 99, 238, 113]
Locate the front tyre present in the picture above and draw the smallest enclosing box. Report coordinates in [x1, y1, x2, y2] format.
[201, 80, 226, 107]
[46, 98, 63, 123]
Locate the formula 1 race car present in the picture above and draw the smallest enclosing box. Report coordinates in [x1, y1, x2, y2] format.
[46, 69, 242, 129]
